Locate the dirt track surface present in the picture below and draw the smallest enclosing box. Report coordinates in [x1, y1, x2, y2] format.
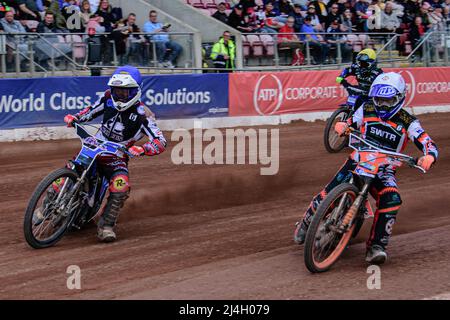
[1, 112, 450, 300]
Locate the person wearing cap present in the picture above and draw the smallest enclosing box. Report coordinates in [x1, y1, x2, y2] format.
[228, 3, 253, 32]
[292, 3, 305, 32]
[212, 2, 229, 24]
[300, 15, 329, 64]
[306, 4, 324, 30]
[326, 18, 352, 63]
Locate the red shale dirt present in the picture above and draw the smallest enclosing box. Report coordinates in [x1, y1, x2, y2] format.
[0, 112, 449, 299]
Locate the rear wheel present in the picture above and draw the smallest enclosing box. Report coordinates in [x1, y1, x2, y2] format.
[304, 183, 359, 273]
[324, 107, 350, 153]
[24, 168, 82, 249]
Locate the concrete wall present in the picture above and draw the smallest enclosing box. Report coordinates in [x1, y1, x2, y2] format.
[110, 0, 202, 69]
[146, 0, 243, 68]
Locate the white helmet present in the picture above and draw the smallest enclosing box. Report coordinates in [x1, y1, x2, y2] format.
[368, 72, 406, 120]
[107, 66, 142, 112]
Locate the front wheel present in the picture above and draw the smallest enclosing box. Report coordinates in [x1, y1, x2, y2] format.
[304, 183, 359, 273]
[24, 168, 82, 249]
[323, 107, 351, 153]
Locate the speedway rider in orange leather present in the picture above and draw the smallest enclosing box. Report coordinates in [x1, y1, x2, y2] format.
[294, 72, 438, 264]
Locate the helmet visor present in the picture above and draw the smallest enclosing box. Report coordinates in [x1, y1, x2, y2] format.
[373, 96, 400, 110]
[111, 87, 139, 103]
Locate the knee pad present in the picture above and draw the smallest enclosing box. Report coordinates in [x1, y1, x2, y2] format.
[109, 173, 130, 193]
[378, 188, 402, 212]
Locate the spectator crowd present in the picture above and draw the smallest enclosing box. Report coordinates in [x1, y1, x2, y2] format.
[0, 0, 449, 71]
[0, 0, 183, 70]
[209, 0, 450, 64]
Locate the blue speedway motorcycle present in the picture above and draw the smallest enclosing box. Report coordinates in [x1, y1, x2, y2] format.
[23, 122, 134, 249]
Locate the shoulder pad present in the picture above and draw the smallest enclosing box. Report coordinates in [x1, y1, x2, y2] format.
[395, 108, 417, 126]
[363, 101, 376, 112]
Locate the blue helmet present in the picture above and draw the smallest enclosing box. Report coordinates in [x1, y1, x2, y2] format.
[107, 66, 143, 112]
[369, 72, 406, 120]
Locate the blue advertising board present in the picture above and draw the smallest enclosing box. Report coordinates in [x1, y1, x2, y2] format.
[0, 73, 229, 129]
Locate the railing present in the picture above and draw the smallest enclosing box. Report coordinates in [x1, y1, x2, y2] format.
[0, 32, 197, 77]
[240, 32, 397, 68]
[1, 30, 449, 77]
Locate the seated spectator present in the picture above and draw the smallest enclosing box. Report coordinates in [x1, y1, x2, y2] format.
[212, 2, 229, 25]
[278, 0, 294, 16]
[340, 8, 354, 32]
[355, 0, 370, 31]
[143, 10, 182, 68]
[326, 0, 346, 15]
[367, 0, 382, 32]
[291, 4, 304, 32]
[210, 30, 235, 72]
[0, 9, 28, 67]
[37, 11, 68, 33]
[35, 11, 72, 68]
[114, 13, 145, 66]
[380, 1, 402, 32]
[300, 15, 329, 64]
[18, 0, 41, 21]
[403, 0, 421, 24]
[325, 3, 342, 29]
[326, 19, 352, 62]
[417, 2, 432, 27]
[95, 0, 120, 33]
[228, 4, 253, 32]
[79, 0, 94, 30]
[409, 15, 427, 49]
[306, 5, 324, 31]
[238, 0, 257, 13]
[278, 16, 304, 65]
[43, 0, 68, 30]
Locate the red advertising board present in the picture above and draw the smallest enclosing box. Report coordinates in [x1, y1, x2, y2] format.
[229, 67, 450, 116]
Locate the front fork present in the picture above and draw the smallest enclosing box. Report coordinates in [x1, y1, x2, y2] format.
[338, 180, 371, 233]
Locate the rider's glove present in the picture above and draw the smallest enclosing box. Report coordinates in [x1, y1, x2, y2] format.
[334, 122, 348, 136]
[336, 76, 344, 84]
[64, 114, 78, 127]
[417, 155, 435, 171]
[128, 146, 145, 157]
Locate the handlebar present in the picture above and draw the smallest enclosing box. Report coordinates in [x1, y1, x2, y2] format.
[347, 129, 426, 173]
[73, 122, 136, 159]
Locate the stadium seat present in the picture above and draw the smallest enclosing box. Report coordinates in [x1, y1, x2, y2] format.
[259, 34, 275, 56]
[203, 0, 217, 9]
[191, 0, 206, 9]
[65, 35, 87, 60]
[247, 34, 264, 57]
[242, 35, 251, 58]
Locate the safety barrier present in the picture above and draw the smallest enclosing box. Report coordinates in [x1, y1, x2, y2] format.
[1, 67, 450, 139]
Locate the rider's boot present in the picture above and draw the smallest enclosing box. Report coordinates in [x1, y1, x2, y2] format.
[365, 245, 387, 265]
[97, 192, 129, 242]
[294, 221, 308, 244]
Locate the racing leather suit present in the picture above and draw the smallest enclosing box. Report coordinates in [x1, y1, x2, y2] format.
[301, 102, 438, 249]
[74, 89, 167, 229]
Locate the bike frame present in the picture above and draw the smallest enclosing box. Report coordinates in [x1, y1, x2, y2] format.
[330, 132, 425, 232]
[55, 123, 133, 224]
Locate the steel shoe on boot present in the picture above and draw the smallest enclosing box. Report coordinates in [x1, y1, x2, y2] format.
[366, 245, 387, 265]
[97, 226, 117, 242]
[97, 192, 128, 243]
[294, 221, 308, 245]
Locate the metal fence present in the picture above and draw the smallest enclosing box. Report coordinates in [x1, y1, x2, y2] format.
[0, 32, 197, 77]
[1, 30, 449, 77]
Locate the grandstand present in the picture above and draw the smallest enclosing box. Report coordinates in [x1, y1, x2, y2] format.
[0, 0, 449, 77]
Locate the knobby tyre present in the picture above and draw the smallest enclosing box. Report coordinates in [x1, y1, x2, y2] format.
[24, 168, 81, 249]
[304, 183, 359, 273]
